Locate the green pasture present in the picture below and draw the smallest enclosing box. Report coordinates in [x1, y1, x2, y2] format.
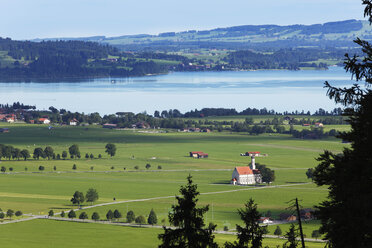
[0, 219, 325, 248]
[0, 123, 341, 246]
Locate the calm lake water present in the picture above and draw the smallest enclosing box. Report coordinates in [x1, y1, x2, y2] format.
[0, 67, 353, 114]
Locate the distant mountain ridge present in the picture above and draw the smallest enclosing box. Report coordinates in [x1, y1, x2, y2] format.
[31, 19, 371, 51]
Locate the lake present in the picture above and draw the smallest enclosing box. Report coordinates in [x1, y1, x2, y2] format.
[0, 66, 353, 114]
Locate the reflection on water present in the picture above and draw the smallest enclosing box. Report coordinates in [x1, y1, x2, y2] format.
[0, 67, 352, 114]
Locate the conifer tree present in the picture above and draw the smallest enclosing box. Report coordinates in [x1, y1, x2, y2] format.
[148, 208, 158, 225]
[158, 175, 218, 248]
[313, 1, 372, 247]
[224, 198, 263, 248]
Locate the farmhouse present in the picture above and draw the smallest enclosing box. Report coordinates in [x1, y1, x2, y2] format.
[189, 151, 209, 158]
[69, 118, 78, 126]
[231, 166, 262, 185]
[6, 117, 15, 123]
[300, 208, 314, 220]
[103, 124, 117, 129]
[279, 213, 297, 221]
[39, 118, 51, 124]
[258, 217, 273, 224]
[315, 122, 324, 127]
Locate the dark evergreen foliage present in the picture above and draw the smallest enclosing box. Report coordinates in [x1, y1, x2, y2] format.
[158, 175, 218, 248]
[224, 199, 264, 248]
[313, 2, 372, 247]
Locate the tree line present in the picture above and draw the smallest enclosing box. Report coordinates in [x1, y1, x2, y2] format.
[0, 143, 116, 162]
[0, 208, 22, 220]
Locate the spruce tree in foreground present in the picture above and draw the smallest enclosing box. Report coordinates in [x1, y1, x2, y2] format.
[282, 224, 299, 248]
[224, 198, 263, 248]
[313, 2, 372, 247]
[158, 175, 218, 248]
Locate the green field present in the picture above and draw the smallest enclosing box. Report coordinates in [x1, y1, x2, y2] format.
[0, 220, 326, 248]
[0, 122, 345, 247]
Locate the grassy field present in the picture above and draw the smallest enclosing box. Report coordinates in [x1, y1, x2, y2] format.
[0, 123, 345, 247]
[0, 219, 325, 248]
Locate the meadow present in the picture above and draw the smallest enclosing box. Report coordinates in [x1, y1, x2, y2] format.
[0, 122, 348, 247]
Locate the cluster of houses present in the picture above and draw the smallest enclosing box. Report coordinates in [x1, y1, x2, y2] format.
[0, 114, 16, 123]
[258, 209, 314, 224]
[0, 112, 80, 126]
[102, 122, 152, 129]
[189, 151, 209, 159]
[180, 128, 211, 133]
[302, 122, 324, 127]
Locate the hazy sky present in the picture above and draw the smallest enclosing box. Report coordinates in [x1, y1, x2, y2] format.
[0, 0, 366, 40]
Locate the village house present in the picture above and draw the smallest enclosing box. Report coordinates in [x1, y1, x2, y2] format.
[38, 118, 51, 124]
[300, 208, 314, 220]
[132, 122, 150, 129]
[103, 123, 117, 129]
[279, 213, 297, 221]
[69, 118, 78, 126]
[231, 166, 262, 185]
[0, 114, 7, 121]
[6, 117, 15, 123]
[315, 122, 324, 128]
[189, 151, 209, 158]
[0, 128, 9, 133]
[258, 217, 273, 224]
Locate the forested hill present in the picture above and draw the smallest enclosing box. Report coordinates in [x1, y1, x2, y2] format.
[0, 38, 170, 81]
[47, 19, 371, 51]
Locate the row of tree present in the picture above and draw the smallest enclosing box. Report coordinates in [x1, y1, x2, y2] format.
[0, 208, 22, 220]
[0, 143, 116, 161]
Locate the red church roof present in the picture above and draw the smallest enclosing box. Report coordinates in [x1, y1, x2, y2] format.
[236, 167, 254, 175]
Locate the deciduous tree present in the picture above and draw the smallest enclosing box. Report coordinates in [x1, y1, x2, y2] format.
[86, 188, 99, 204]
[92, 212, 100, 221]
[20, 149, 30, 161]
[79, 212, 88, 220]
[69, 144, 80, 159]
[105, 143, 116, 157]
[71, 191, 85, 207]
[126, 210, 135, 223]
[6, 209, 14, 219]
[68, 210, 76, 219]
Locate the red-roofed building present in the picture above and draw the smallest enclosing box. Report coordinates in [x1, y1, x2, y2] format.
[69, 118, 78, 126]
[189, 151, 208, 158]
[231, 166, 262, 185]
[38, 118, 50, 124]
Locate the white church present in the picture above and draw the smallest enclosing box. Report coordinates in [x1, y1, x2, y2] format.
[231, 152, 262, 185]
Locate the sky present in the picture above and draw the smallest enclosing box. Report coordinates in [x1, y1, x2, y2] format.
[0, 0, 366, 40]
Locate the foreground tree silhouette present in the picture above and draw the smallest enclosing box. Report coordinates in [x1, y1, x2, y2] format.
[158, 175, 218, 248]
[313, 1, 372, 247]
[282, 224, 299, 248]
[224, 198, 263, 248]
